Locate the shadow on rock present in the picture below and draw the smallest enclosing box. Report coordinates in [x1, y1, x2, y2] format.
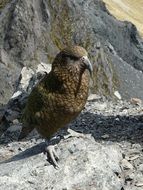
[69, 111, 143, 145]
[0, 142, 46, 164]
[1, 104, 143, 165]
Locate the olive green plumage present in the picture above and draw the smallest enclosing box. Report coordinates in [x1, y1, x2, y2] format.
[19, 46, 92, 140]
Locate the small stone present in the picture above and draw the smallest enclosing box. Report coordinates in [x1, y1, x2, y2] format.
[128, 155, 140, 161]
[125, 171, 135, 181]
[11, 91, 22, 99]
[135, 182, 143, 187]
[20, 67, 34, 90]
[125, 155, 130, 160]
[12, 119, 19, 124]
[121, 159, 134, 170]
[36, 62, 51, 74]
[128, 149, 141, 155]
[101, 134, 109, 139]
[114, 91, 122, 100]
[87, 94, 102, 101]
[94, 102, 107, 111]
[132, 144, 142, 149]
[130, 98, 142, 106]
[138, 164, 143, 171]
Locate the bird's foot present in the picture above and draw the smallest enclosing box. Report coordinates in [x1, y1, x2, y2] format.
[64, 128, 85, 139]
[44, 145, 59, 169]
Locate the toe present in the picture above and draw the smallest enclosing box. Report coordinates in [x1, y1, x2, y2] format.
[53, 148, 59, 160]
[45, 145, 59, 168]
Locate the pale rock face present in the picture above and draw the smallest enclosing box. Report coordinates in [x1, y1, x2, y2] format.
[103, 0, 143, 37]
[20, 67, 34, 91]
[36, 62, 51, 75]
[0, 136, 123, 190]
[0, 62, 51, 129]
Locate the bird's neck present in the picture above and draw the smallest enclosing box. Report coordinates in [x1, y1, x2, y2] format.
[52, 65, 85, 82]
[52, 65, 89, 95]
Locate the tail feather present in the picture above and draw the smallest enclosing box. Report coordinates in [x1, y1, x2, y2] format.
[18, 124, 35, 140]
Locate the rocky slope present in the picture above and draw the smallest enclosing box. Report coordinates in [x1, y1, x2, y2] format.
[103, 0, 143, 37]
[0, 97, 143, 190]
[0, 0, 143, 106]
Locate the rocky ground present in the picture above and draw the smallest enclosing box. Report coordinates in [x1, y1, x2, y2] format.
[0, 96, 143, 190]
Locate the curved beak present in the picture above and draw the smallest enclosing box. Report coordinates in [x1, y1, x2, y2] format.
[81, 56, 93, 77]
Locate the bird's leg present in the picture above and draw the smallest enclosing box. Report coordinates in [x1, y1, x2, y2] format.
[44, 136, 60, 168]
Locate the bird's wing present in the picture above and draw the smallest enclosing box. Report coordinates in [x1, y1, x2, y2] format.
[18, 88, 43, 140]
[19, 72, 63, 140]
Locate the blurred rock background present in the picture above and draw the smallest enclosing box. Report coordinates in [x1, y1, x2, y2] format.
[0, 0, 143, 106]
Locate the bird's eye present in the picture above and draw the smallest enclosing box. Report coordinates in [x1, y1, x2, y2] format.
[68, 55, 79, 61]
[80, 57, 85, 62]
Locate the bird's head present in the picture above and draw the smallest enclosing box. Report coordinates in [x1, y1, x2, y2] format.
[52, 46, 93, 77]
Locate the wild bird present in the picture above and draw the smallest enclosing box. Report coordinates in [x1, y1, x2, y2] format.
[19, 45, 93, 167]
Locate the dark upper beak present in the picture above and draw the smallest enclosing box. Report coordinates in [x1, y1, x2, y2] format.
[81, 56, 93, 77]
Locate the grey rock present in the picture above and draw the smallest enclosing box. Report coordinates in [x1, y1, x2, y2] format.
[0, 137, 123, 190]
[135, 182, 143, 187]
[110, 53, 143, 100]
[130, 98, 142, 106]
[114, 91, 122, 100]
[87, 94, 102, 101]
[94, 102, 107, 111]
[121, 159, 134, 170]
[36, 62, 51, 75]
[138, 164, 143, 172]
[0, 99, 143, 189]
[0, 62, 51, 136]
[19, 67, 34, 91]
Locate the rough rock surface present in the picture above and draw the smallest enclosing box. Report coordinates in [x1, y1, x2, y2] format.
[103, 0, 143, 37]
[0, 99, 143, 190]
[0, 0, 143, 105]
[0, 137, 123, 190]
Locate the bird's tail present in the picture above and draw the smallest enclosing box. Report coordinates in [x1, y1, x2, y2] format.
[18, 123, 35, 140]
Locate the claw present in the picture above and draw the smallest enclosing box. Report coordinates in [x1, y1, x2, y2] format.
[44, 145, 59, 168]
